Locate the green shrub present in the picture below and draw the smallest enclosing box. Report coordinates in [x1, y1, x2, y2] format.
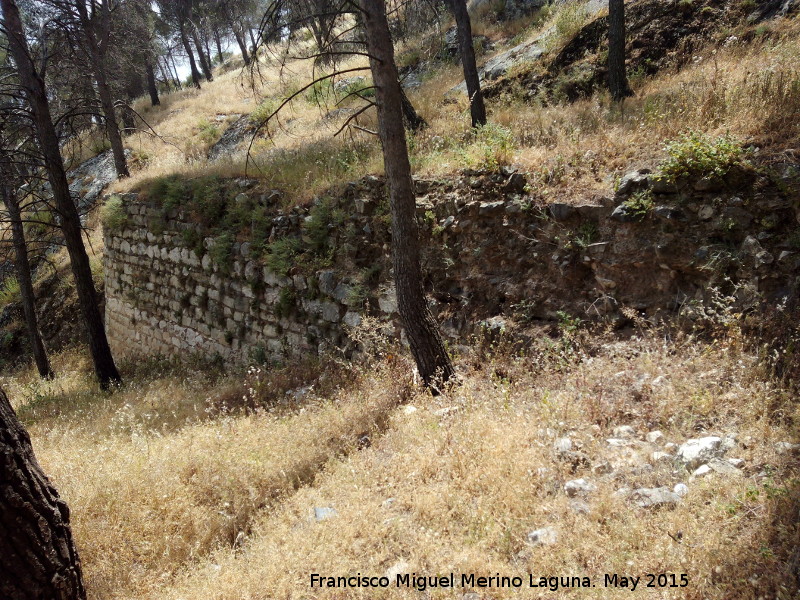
[622, 190, 654, 220]
[275, 287, 296, 318]
[0, 277, 21, 307]
[305, 77, 334, 104]
[656, 132, 748, 184]
[197, 119, 220, 145]
[181, 228, 205, 256]
[462, 123, 515, 169]
[250, 98, 279, 127]
[209, 231, 235, 272]
[265, 237, 301, 277]
[100, 195, 128, 232]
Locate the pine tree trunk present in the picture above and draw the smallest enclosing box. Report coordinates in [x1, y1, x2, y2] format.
[400, 87, 427, 132]
[213, 26, 224, 64]
[157, 57, 173, 92]
[233, 25, 251, 65]
[94, 66, 129, 177]
[179, 22, 203, 88]
[0, 387, 86, 600]
[2, 0, 122, 389]
[1, 184, 54, 380]
[74, 1, 129, 178]
[608, 0, 632, 102]
[449, 0, 486, 127]
[360, 0, 455, 389]
[168, 52, 183, 89]
[191, 26, 213, 81]
[146, 61, 160, 106]
[247, 22, 257, 55]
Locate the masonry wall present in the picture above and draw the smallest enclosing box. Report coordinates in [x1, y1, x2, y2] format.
[104, 169, 799, 363]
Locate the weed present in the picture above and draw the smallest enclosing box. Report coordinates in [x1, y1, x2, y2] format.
[622, 189, 654, 220]
[275, 286, 296, 318]
[197, 119, 221, 145]
[265, 237, 301, 277]
[574, 221, 598, 248]
[100, 195, 128, 232]
[461, 123, 515, 169]
[250, 98, 279, 126]
[209, 231, 235, 273]
[656, 132, 748, 184]
[0, 277, 21, 307]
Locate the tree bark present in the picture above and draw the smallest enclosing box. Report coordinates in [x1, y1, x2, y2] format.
[179, 22, 203, 88]
[247, 21, 257, 55]
[74, 0, 129, 178]
[157, 57, 173, 92]
[1, 183, 54, 380]
[449, 0, 486, 128]
[2, 0, 122, 389]
[360, 0, 455, 389]
[190, 26, 213, 81]
[232, 24, 251, 65]
[146, 61, 160, 106]
[400, 86, 427, 132]
[213, 25, 223, 64]
[608, 0, 632, 102]
[94, 65, 129, 177]
[0, 387, 85, 600]
[167, 52, 183, 90]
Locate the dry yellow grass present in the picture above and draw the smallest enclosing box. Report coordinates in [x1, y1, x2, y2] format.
[3, 10, 800, 600]
[99, 8, 800, 207]
[6, 325, 798, 600]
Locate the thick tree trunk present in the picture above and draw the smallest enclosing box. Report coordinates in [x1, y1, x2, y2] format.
[190, 26, 213, 81]
[608, 0, 632, 102]
[179, 22, 203, 88]
[360, 0, 455, 388]
[449, 0, 486, 128]
[1, 184, 54, 380]
[0, 386, 85, 600]
[146, 61, 160, 106]
[233, 24, 251, 65]
[2, 0, 122, 389]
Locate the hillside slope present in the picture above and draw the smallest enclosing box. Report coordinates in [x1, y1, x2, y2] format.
[1, 2, 800, 599]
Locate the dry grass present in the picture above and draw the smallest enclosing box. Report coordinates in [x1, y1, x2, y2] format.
[3, 11, 800, 600]
[5, 325, 798, 599]
[4, 351, 413, 599]
[99, 9, 800, 207]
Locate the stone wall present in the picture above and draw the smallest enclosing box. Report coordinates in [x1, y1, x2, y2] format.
[103, 192, 398, 362]
[104, 168, 799, 362]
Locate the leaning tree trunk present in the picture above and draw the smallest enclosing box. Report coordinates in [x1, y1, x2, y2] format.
[190, 26, 213, 81]
[2, 0, 122, 389]
[145, 61, 160, 106]
[0, 387, 85, 600]
[608, 0, 632, 102]
[1, 184, 54, 380]
[94, 66, 129, 177]
[73, 1, 129, 178]
[400, 87, 427, 132]
[232, 25, 251, 65]
[360, 0, 455, 388]
[179, 22, 203, 88]
[449, 0, 486, 127]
